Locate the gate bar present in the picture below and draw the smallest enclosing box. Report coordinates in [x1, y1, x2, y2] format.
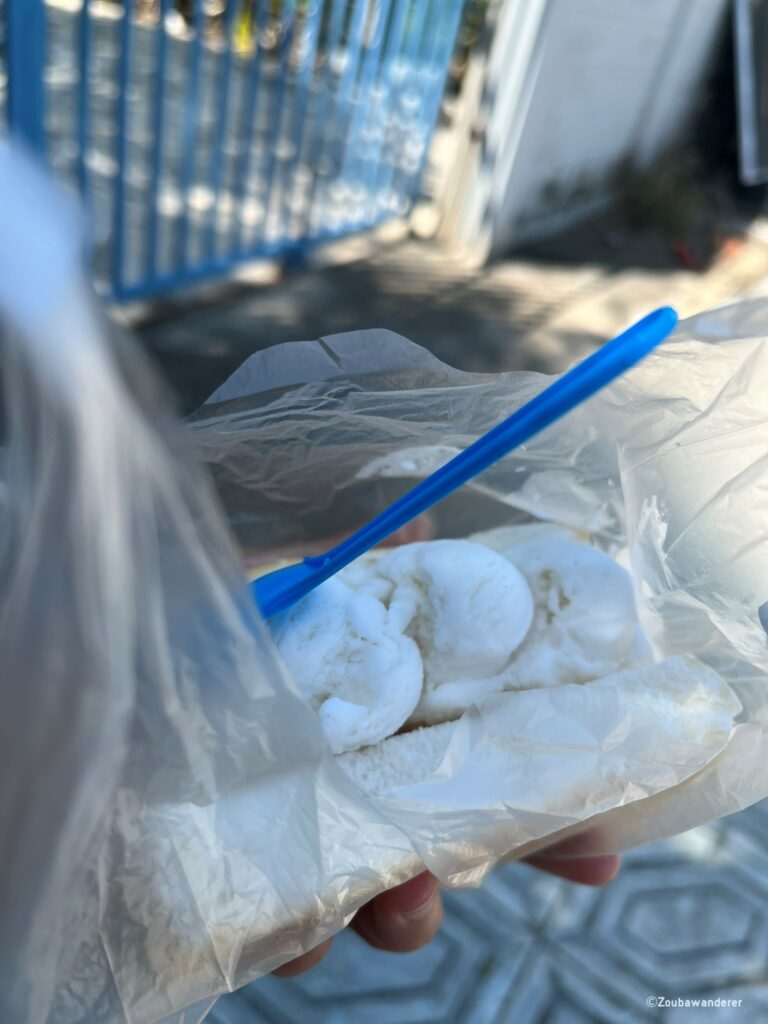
[6, 0, 47, 154]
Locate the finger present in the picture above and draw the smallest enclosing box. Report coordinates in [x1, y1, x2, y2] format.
[271, 938, 333, 977]
[526, 831, 606, 858]
[352, 871, 443, 953]
[525, 852, 621, 886]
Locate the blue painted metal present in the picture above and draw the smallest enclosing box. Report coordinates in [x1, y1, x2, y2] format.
[112, 0, 135, 292]
[359, 0, 412, 224]
[335, 0, 395, 219]
[278, 0, 324, 237]
[4, 0, 466, 301]
[114, 210, 393, 301]
[146, 0, 171, 279]
[77, 0, 92, 196]
[6, 0, 46, 153]
[407, 0, 466, 201]
[175, 0, 205, 270]
[205, 0, 241, 260]
[296, 0, 350, 239]
[369, 0, 433, 221]
[255, 0, 298, 243]
[231, 0, 271, 253]
[314, 0, 369, 220]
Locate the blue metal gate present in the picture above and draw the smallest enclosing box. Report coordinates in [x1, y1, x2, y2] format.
[1, 0, 464, 301]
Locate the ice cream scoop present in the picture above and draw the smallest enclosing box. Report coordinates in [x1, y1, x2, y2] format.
[376, 540, 534, 723]
[497, 536, 646, 687]
[270, 576, 423, 754]
[406, 534, 647, 725]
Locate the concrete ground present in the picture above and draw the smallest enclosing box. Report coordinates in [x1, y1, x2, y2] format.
[139, 227, 768, 1023]
[138, 219, 768, 412]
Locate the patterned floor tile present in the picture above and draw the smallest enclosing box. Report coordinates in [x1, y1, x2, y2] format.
[212, 804, 768, 1023]
[213, 905, 506, 1024]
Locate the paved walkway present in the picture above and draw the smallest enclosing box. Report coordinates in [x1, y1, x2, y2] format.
[141, 229, 768, 1022]
[139, 224, 768, 412]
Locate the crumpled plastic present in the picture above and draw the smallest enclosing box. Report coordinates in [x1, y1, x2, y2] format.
[2, 142, 768, 1024]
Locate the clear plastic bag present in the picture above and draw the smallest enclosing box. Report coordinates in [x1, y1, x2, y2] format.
[2, 143, 768, 1023]
[190, 312, 768, 876]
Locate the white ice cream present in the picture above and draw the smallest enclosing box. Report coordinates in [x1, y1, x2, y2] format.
[375, 540, 534, 714]
[269, 527, 649, 749]
[404, 532, 646, 724]
[270, 576, 422, 754]
[495, 535, 646, 686]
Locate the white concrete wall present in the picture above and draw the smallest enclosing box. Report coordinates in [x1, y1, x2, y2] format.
[440, 0, 730, 260]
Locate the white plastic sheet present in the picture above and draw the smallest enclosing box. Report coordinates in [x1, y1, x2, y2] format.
[2, 143, 768, 1023]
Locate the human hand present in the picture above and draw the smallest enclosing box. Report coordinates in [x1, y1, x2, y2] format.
[273, 847, 619, 977]
[260, 515, 620, 977]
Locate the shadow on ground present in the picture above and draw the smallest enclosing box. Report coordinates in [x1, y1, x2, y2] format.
[136, 238, 605, 411]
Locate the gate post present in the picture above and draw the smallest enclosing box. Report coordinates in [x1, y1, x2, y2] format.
[6, 0, 47, 154]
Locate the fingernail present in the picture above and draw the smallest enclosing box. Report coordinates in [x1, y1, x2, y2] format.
[371, 887, 441, 939]
[363, 877, 443, 951]
[399, 890, 440, 923]
[387, 872, 437, 915]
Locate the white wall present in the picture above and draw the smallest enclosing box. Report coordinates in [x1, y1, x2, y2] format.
[440, 0, 730, 260]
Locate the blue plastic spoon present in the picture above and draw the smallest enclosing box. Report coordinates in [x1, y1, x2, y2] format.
[252, 306, 678, 618]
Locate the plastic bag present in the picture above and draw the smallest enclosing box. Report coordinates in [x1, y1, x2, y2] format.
[0, 147, 395, 1024]
[2, 141, 768, 1023]
[190, 313, 768, 876]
